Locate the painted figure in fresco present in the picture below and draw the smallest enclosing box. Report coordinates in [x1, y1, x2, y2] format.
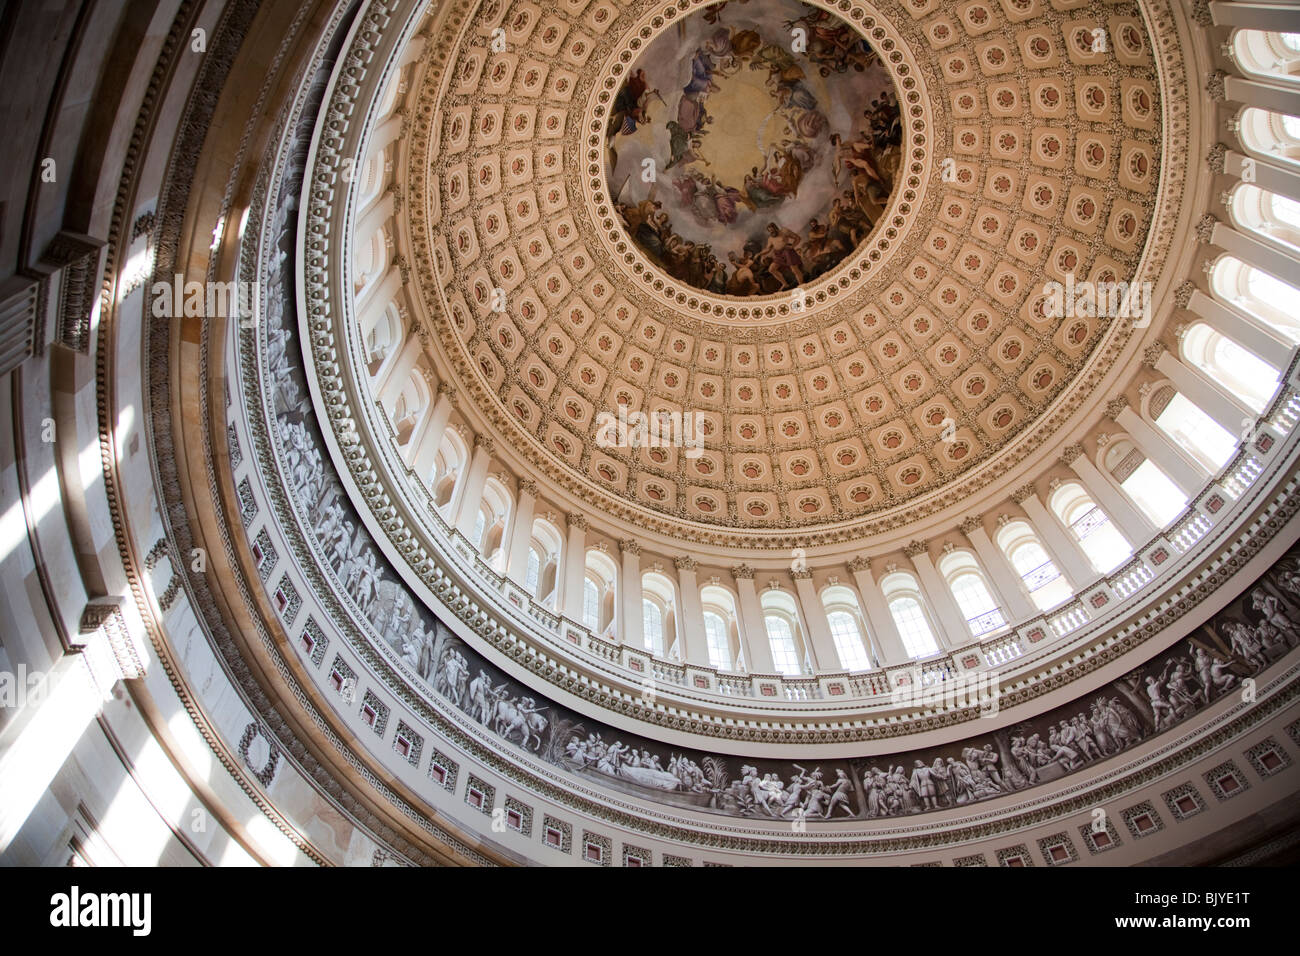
[494, 694, 547, 751]
[1192, 646, 1238, 701]
[824, 769, 855, 818]
[466, 669, 497, 724]
[435, 648, 467, 706]
[1164, 659, 1199, 717]
[909, 760, 940, 810]
[757, 222, 805, 289]
[1221, 620, 1268, 669]
[1145, 675, 1178, 731]
[1071, 714, 1101, 761]
[609, 68, 653, 137]
[1252, 588, 1300, 649]
[1274, 559, 1300, 600]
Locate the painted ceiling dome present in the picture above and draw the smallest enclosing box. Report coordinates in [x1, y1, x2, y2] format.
[605, 0, 903, 296]
[410, 0, 1169, 544]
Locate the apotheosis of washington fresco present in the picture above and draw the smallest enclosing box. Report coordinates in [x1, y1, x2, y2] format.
[606, 0, 902, 296]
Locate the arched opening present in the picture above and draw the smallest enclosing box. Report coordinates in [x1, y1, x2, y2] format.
[1049, 482, 1133, 573]
[820, 584, 873, 671]
[997, 521, 1073, 612]
[362, 302, 399, 377]
[1236, 107, 1300, 171]
[700, 584, 741, 671]
[937, 550, 1006, 637]
[880, 571, 941, 660]
[1231, 29, 1300, 82]
[430, 429, 468, 516]
[760, 589, 807, 676]
[1148, 384, 1238, 472]
[1104, 439, 1188, 529]
[1181, 321, 1280, 413]
[641, 571, 678, 657]
[1210, 252, 1300, 343]
[582, 549, 618, 639]
[529, 517, 563, 610]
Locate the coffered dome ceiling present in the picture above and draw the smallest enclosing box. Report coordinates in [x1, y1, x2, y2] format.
[408, 0, 1170, 540]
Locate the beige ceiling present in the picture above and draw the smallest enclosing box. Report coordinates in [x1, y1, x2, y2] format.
[406, 0, 1165, 538]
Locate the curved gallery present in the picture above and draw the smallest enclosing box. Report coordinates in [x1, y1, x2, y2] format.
[1, 0, 1299, 868]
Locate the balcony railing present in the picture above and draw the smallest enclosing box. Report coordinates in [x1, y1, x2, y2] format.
[1021, 560, 1062, 592]
[966, 607, 1007, 636]
[366, 369, 1300, 715]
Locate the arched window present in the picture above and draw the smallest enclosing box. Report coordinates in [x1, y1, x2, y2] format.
[1231, 29, 1300, 82]
[1049, 482, 1133, 573]
[582, 550, 618, 639]
[641, 571, 678, 658]
[430, 430, 468, 514]
[700, 585, 740, 671]
[1150, 387, 1238, 472]
[390, 374, 427, 447]
[1181, 322, 1281, 413]
[1210, 253, 1300, 343]
[937, 551, 1006, 637]
[764, 615, 802, 675]
[528, 518, 563, 609]
[642, 599, 664, 655]
[475, 478, 512, 572]
[820, 585, 873, 671]
[997, 522, 1073, 612]
[352, 229, 388, 298]
[704, 612, 731, 670]
[363, 304, 398, 377]
[1236, 107, 1300, 171]
[760, 590, 805, 676]
[524, 546, 541, 595]
[582, 578, 600, 631]
[880, 572, 941, 659]
[1105, 439, 1188, 529]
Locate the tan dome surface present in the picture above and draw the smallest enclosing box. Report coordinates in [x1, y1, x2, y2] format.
[407, 0, 1166, 541]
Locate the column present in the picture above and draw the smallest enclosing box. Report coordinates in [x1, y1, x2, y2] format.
[848, 558, 910, 666]
[1116, 405, 1208, 495]
[962, 521, 1037, 621]
[406, 382, 454, 473]
[619, 540, 644, 649]
[1210, 2, 1300, 30]
[1225, 149, 1300, 204]
[358, 266, 402, 322]
[674, 557, 709, 666]
[452, 435, 492, 537]
[355, 191, 395, 246]
[376, 325, 422, 408]
[560, 514, 588, 622]
[732, 566, 775, 673]
[906, 541, 969, 648]
[793, 571, 841, 671]
[505, 479, 538, 587]
[1019, 491, 1097, 588]
[1188, 287, 1291, 366]
[1066, 448, 1157, 544]
[369, 113, 404, 155]
[1155, 348, 1255, 435]
[1225, 75, 1300, 117]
